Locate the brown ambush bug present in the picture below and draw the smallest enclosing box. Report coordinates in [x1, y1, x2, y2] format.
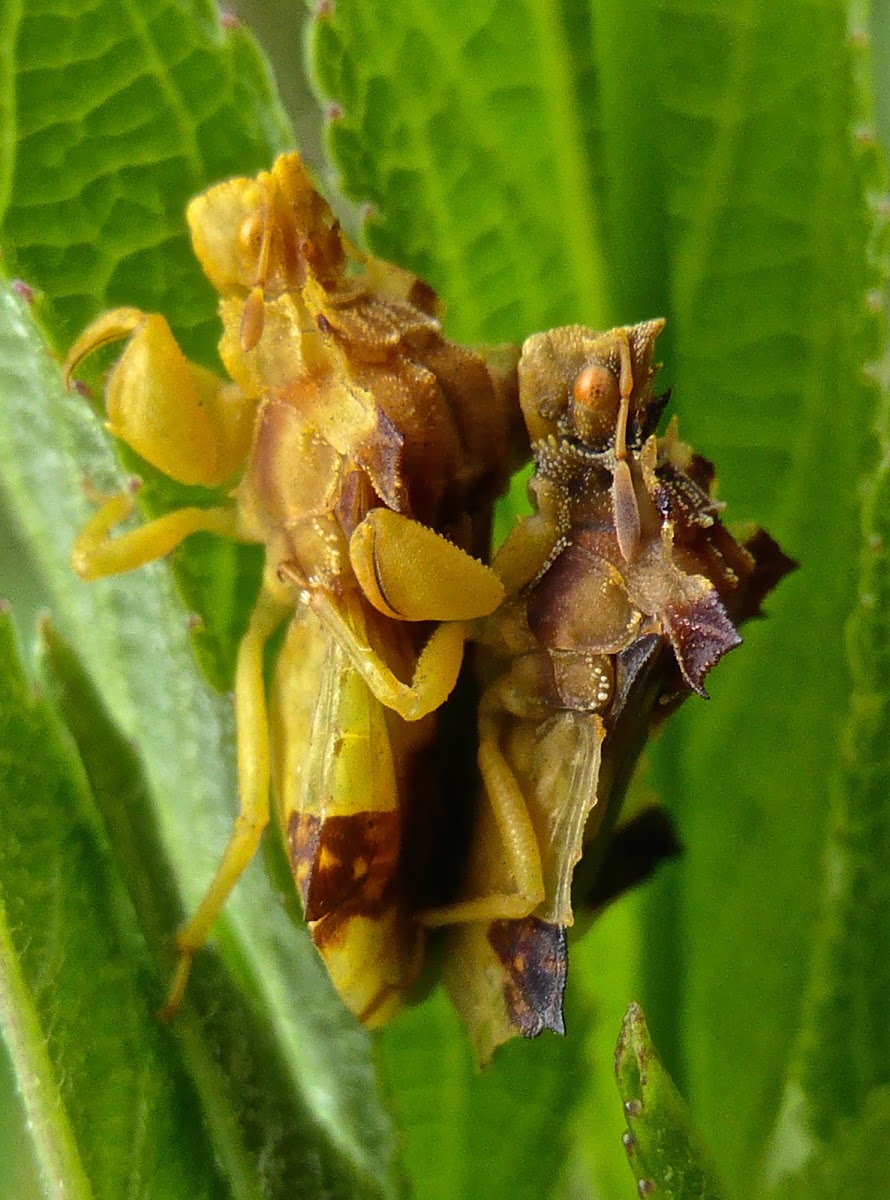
[427, 321, 795, 1064]
[64, 152, 523, 1026]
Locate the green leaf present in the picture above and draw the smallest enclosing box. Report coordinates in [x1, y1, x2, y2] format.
[379, 971, 594, 1200]
[768, 360, 890, 1144]
[0, 268, 400, 1199]
[615, 1003, 724, 1200]
[309, 0, 614, 344]
[0, 1040, 41, 1200]
[0, 610, 227, 1199]
[557, 900, 650, 1199]
[35, 618, 399, 1200]
[636, 3, 882, 1187]
[0, 0, 290, 355]
[759, 17, 890, 1179]
[769, 1087, 890, 1200]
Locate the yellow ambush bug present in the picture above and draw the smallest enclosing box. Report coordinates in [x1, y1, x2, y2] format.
[64, 153, 522, 1026]
[431, 322, 795, 1064]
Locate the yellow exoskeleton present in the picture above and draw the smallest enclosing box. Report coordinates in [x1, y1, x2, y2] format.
[65, 153, 523, 1025]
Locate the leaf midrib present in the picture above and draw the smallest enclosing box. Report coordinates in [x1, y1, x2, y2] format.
[0, 886, 94, 1200]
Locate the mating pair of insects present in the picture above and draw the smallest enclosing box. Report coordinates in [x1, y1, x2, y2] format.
[65, 153, 791, 1065]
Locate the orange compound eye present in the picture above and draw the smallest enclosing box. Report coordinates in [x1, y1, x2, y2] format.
[573, 364, 620, 410]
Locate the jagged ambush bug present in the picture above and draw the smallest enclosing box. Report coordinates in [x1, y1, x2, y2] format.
[429, 321, 795, 1064]
[64, 152, 523, 1026]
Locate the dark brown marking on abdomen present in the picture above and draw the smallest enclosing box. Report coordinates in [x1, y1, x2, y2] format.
[287, 809, 401, 923]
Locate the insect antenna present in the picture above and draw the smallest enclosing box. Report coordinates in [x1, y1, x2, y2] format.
[240, 174, 276, 353]
[612, 330, 641, 562]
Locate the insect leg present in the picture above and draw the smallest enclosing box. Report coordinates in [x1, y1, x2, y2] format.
[419, 710, 545, 927]
[65, 307, 255, 488]
[160, 595, 285, 1016]
[283, 506, 509, 721]
[72, 490, 238, 580]
[281, 566, 467, 722]
[349, 508, 504, 621]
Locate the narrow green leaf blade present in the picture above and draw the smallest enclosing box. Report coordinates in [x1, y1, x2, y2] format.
[0, 610, 228, 1200]
[0, 1040, 42, 1200]
[35, 617, 400, 1200]
[761, 21, 890, 1177]
[768, 363, 890, 1153]
[615, 1003, 724, 1200]
[555, 902, 650, 1200]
